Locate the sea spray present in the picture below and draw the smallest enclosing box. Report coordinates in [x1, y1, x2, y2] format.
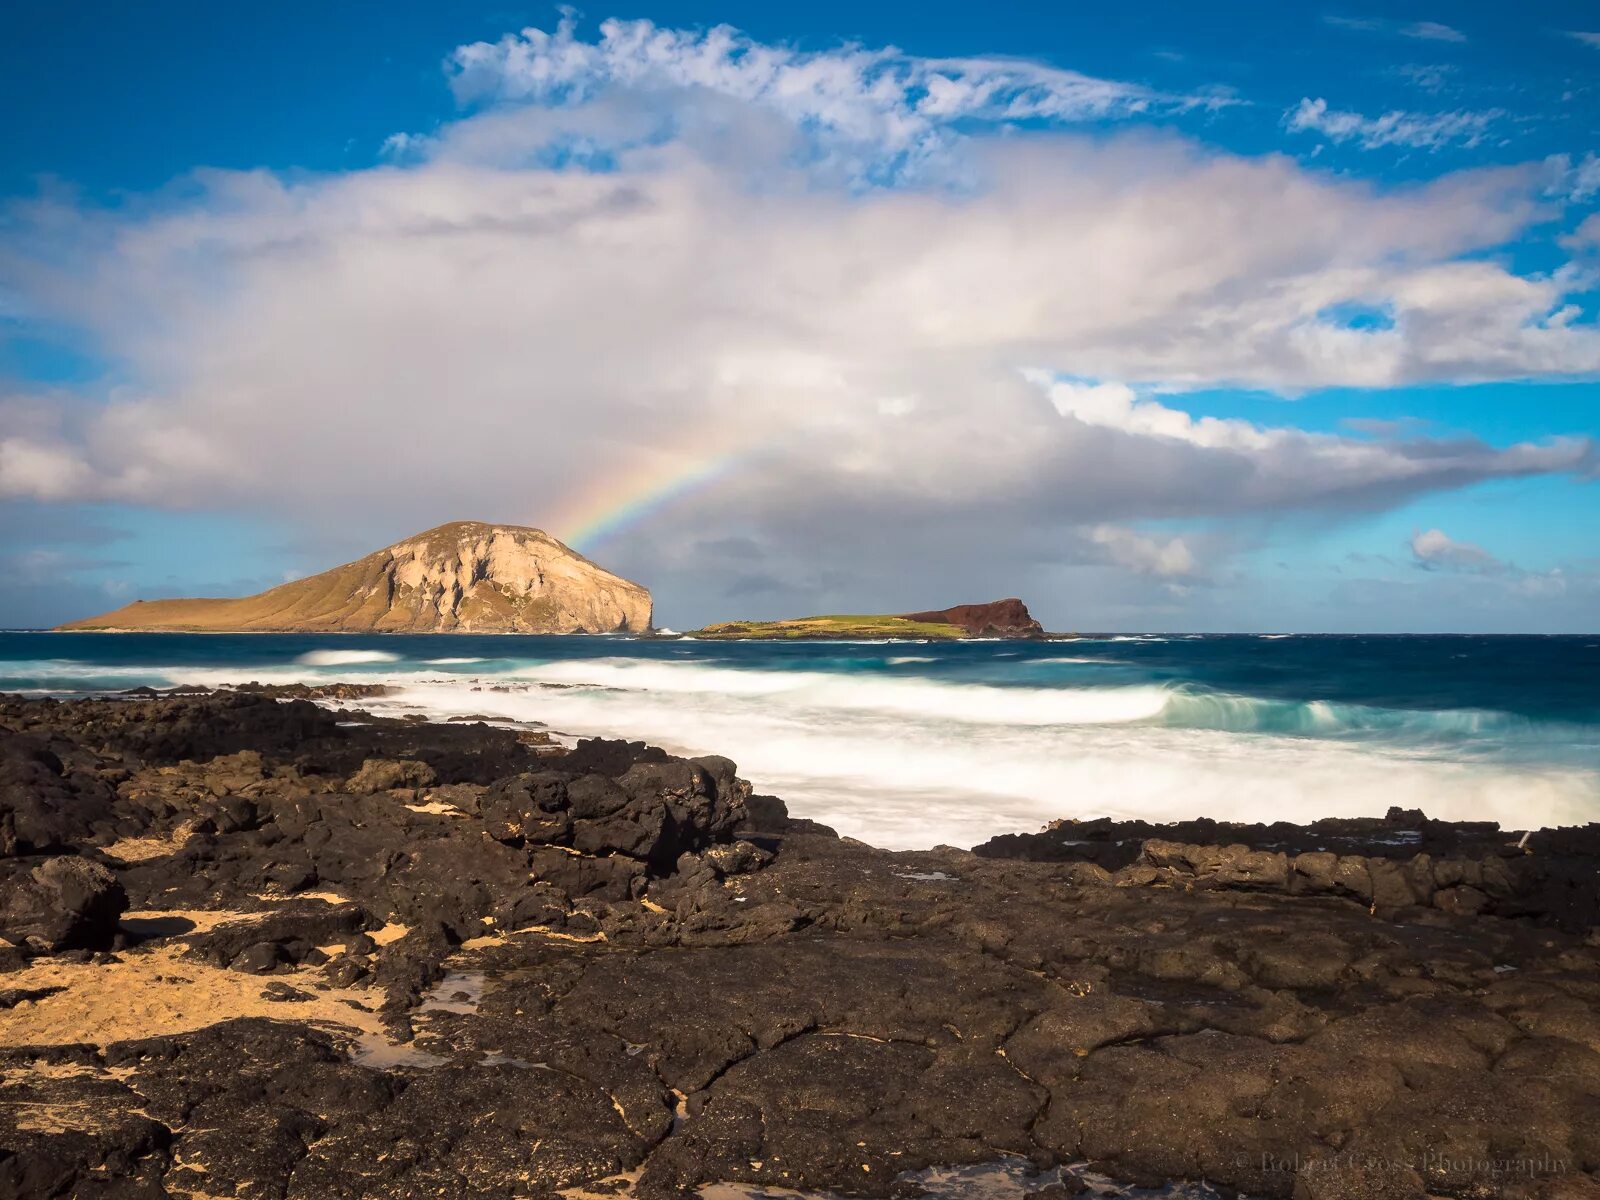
[296, 649, 402, 667]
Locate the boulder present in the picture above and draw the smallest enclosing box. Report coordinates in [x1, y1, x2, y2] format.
[0, 735, 121, 856]
[704, 840, 772, 877]
[481, 772, 572, 844]
[346, 759, 438, 793]
[1141, 840, 1289, 889]
[0, 855, 127, 952]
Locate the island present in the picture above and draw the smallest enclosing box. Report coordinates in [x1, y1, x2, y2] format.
[694, 597, 1045, 639]
[54, 521, 652, 635]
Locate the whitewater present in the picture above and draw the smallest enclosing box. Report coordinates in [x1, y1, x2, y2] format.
[3, 631, 1596, 849]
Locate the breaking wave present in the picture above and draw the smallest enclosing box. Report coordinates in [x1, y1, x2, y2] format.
[506, 658, 1171, 726]
[295, 649, 400, 666]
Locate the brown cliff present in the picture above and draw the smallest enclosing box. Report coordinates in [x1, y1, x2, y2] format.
[899, 598, 1043, 637]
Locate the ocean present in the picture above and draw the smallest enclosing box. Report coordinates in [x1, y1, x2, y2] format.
[3, 631, 1596, 850]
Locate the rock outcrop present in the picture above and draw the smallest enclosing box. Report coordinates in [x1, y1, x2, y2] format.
[57, 522, 652, 634]
[901, 597, 1043, 636]
[0, 855, 127, 952]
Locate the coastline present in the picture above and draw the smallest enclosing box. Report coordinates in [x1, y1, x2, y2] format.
[2, 687, 1597, 1199]
[7, 632, 1597, 849]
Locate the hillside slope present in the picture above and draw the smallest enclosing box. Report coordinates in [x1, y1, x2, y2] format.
[57, 522, 651, 634]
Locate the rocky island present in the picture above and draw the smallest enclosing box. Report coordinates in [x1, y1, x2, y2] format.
[2, 688, 1597, 1199]
[695, 598, 1045, 640]
[56, 522, 652, 635]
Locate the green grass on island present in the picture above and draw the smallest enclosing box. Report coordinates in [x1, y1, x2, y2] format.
[691, 614, 969, 640]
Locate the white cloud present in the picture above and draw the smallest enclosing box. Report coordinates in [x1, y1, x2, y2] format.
[1286, 97, 1500, 151]
[1547, 152, 1600, 203]
[1401, 21, 1467, 43]
[445, 15, 1232, 183]
[1565, 31, 1600, 49]
[1036, 374, 1588, 508]
[1393, 64, 1455, 94]
[1410, 527, 1500, 571]
[1565, 214, 1600, 254]
[1089, 525, 1199, 579]
[0, 438, 94, 502]
[1042, 377, 1275, 450]
[1325, 16, 1467, 43]
[1407, 528, 1572, 598]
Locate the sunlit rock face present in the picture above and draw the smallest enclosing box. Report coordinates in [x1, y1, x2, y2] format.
[57, 521, 653, 634]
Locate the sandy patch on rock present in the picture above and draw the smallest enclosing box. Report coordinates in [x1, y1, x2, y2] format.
[8, 1098, 110, 1134]
[370, 921, 409, 945]
[252, 889, 353, 905]
[101, 827, 195, 863]
[406, 797, 467, 816]
[0, 943, 391, 1050]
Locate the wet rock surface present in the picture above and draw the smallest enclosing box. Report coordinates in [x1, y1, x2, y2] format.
[0, 691, 1596, 1199]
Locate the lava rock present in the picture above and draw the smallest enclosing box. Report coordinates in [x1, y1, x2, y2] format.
[0, 855, 127, 952]
[345, 758, 439, 793]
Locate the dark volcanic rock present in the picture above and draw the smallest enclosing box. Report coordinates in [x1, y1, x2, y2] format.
[900, 597, 1045, 637]
[0, 732, 121, 856]
[0, 854, 127, 952]
[1, 692, 1597, 1200]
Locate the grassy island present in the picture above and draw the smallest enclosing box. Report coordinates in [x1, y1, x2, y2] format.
[692, 614, 971, 639]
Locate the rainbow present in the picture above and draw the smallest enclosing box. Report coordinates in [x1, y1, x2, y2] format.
[546, 448, 749, 553]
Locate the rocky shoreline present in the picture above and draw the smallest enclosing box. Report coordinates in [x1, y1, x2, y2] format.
[2, 690, 1597, 1199]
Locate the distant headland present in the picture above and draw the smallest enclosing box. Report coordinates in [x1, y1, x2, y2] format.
[693, 597, 1045, 640]
[55, 522, 652, 635]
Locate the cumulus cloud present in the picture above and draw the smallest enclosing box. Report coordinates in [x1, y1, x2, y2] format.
[0, 439, 93, 502]
[1285, 97, 1500, 150]
[1088, 525, 1199, 579]
[1407, 528, 1573, 599]
[444, 15, 1232, 182]
[1410, 527, 1501, 571]
[2, 15, 1597, 623]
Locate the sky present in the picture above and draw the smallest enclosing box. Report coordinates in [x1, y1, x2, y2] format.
[1, 1, 1598, 633]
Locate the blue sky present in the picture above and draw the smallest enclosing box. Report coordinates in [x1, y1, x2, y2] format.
[1, 0, 1598, 631]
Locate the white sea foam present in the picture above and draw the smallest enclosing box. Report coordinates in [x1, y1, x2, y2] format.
[507, 658, 1171, 725]
[295, 649, 401, 666]
[356, 674, 1598, 850]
